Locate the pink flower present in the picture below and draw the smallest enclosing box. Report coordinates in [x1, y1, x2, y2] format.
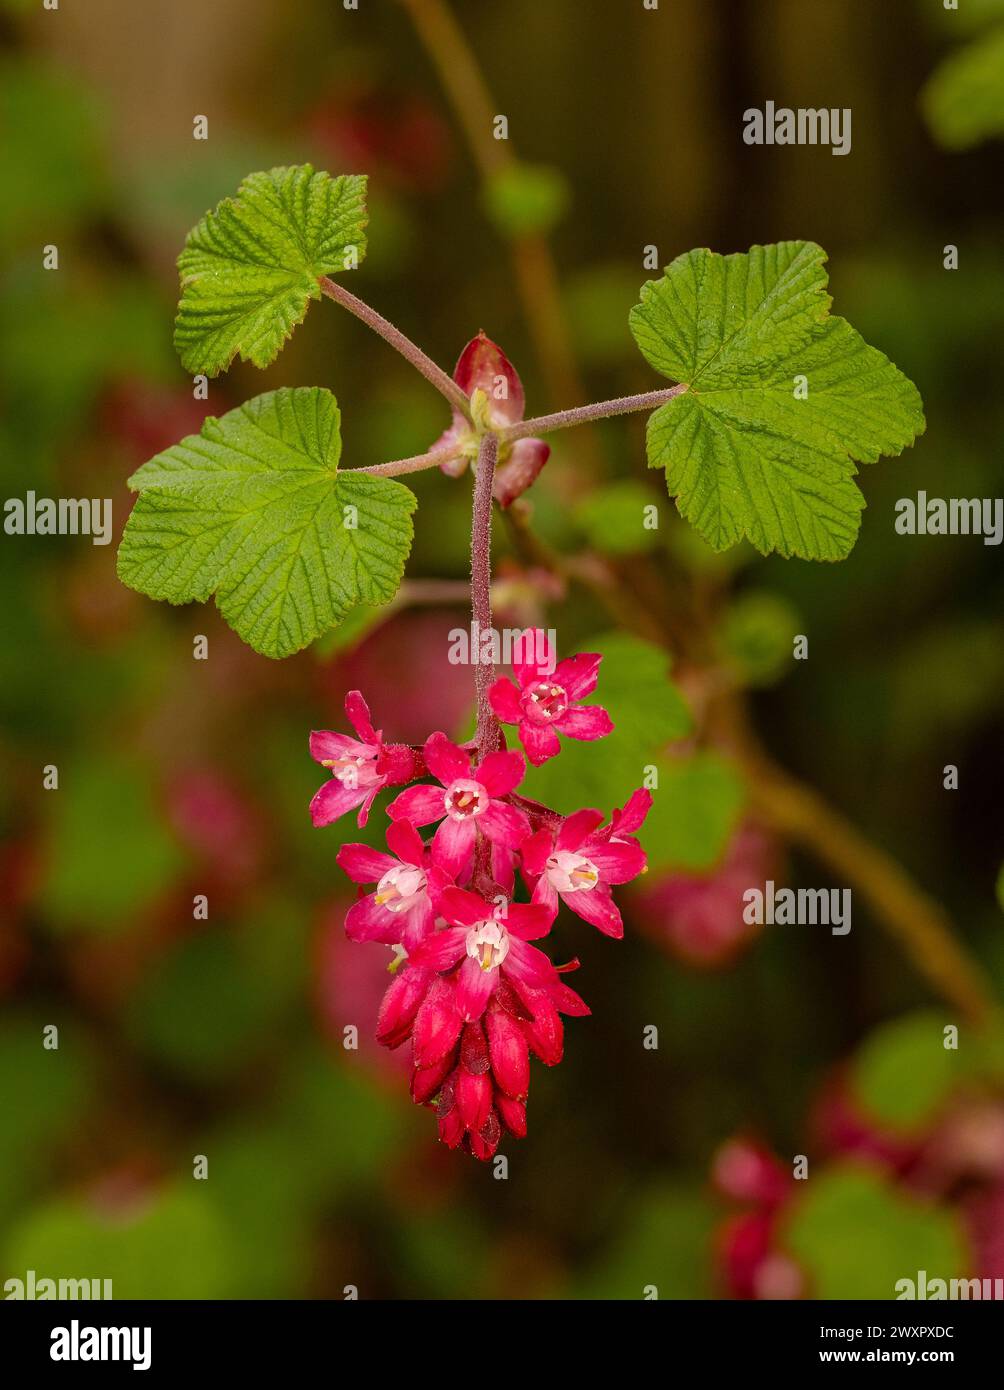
[408, 886, 557, 1021]
[336, 820, 443, 953]
[488, 630, 614, 765]
[309, 691, 419, 829]
[635, 823, 771, 967]
[521, 795, 650, 939]
[386, 732, 531, 878]
[711, 1135, 804, 1300]
[712, 1136, 793, 1208]
[431, 332, 550, 507]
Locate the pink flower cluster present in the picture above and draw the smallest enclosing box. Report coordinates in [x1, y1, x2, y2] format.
[309, 634, 651, 1159]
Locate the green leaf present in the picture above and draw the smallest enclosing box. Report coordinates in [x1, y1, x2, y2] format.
[40, 755, 186, 934]
[629, 241, 925, 560]
[0, 1015, 95, 1224]
[482, 162, 570, 237]
[783, 1166, 967, 1300]
[520, 632, 692, 815]
[311, 602, 392, 660]
[126, 925, 302, 1083]
[850, 1011, 959, 1133]
[173, 164, 368, 375]
[923, 24, 1004, 150]
[574, 481, 663, 555]
[4, 1187, 233, 1299]
[0, 62, 107, 249]
[929, 0, 1004, 35]
[117, 387, 416, 659]
[643, 752, 746, 872]
[720, 591, 801, 688]
[575, 1183, 717, 1299]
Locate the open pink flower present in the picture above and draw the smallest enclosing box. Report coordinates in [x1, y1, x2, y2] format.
[521, 797, 650, 938]
[431, 332, 550, 507]
[386, 732, 531, 878]
[488, 630, 614, 765]
[336, 820, 445, 953]
[309, 691, 418, 829]
[407, 886, 556, 1022]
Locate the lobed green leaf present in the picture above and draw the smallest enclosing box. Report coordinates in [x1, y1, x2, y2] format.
[117, 386, 416, 659]
[173, 164, 368, 375]
[629, 241, 925, 561]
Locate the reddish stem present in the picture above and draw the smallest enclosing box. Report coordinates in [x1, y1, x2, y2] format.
[355, 442, 461, 477]
[505, 385, 687, 442]
[471, 431, 501, 763]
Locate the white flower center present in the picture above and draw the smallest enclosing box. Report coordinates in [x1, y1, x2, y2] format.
[323, 752, 379, 789]
[444, 778, 488, 819]
[465, 920, 510, 972]
[546, 849, 599, 894]
[374, 863, 427, 913]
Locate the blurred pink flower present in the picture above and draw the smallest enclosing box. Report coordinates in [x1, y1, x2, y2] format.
[166, 768, 268, 895]
[711, 1135, 804, 1300]
[635, 823, 773, 966]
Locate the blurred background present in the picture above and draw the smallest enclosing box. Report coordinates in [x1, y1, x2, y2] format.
[1, 0, 1003, 1300]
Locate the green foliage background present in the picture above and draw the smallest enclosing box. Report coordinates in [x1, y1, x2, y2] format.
[0, 0, 1002, 1300]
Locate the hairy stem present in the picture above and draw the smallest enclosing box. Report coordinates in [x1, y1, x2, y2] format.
[319, 275, 471, 420]
[506, 386, 687, 442]
[355, 442, 460, 477]
[471, 432, 501, 762]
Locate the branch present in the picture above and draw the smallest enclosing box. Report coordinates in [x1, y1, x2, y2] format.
[319, 276, 471, 420]
[506, 386, 688, 442]
[399, 0, 592, 422]
[739, 749, 998, 1027]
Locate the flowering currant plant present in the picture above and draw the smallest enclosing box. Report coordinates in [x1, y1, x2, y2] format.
[115, 165, 925, 1159]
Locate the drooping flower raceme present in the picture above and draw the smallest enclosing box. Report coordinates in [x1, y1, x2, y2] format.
[309, 638, 650, 1159]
